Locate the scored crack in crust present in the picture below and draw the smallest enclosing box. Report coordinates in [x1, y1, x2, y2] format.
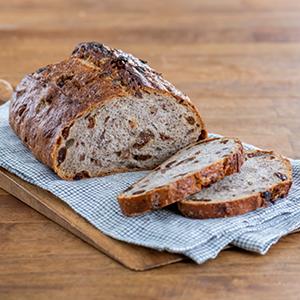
[117, 137, 245, 216]
[9, 42, 207, 180]
[177, 150, 293, 219]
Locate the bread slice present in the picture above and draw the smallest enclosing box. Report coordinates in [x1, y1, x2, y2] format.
[117, 137, 244, 216]
[178, 150, 293, 219]
[9, 42, 207, 180]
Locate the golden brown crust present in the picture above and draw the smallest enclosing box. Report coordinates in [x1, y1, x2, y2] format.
[117, 137, 244, 216]
[9, 42, 207, 175]
[177, 151, 293, 219]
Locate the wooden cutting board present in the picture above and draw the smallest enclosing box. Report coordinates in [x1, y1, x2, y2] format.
[0, 167, 187, 271]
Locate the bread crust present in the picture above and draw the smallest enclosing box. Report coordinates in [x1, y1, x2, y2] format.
[177, 150, 293, 219]
[117, 137, 244, 216]
[9, 42, 207, 178]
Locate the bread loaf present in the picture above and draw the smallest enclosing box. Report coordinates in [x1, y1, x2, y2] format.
[9, 42, 207, 180]
[117, 137, 244, 216]
[178, 150, 293, 219]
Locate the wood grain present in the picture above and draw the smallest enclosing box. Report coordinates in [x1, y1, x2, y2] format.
[1, 0, 300, 298]
[0, 167, 184, 271]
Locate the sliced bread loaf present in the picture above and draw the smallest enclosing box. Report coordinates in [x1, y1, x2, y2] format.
[9, 42, 207, 180]
[117, 137, 244, 216]
[178, 150, 293, 219]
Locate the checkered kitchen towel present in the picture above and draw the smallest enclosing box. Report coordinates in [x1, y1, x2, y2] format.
[1, 101, 300, 264]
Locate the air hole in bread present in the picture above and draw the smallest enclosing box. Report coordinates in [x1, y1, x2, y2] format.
[62, 125, 73, 139]
[66, 139, 75, 148]
[198, 129, 207, 141]
[132, 190, 145, 195]
[134, 154, 152, 161]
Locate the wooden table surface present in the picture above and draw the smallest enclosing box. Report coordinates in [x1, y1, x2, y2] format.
[1, 0, 300, 299]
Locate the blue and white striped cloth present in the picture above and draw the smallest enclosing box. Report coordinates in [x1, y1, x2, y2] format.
[1, 101, 300, 264]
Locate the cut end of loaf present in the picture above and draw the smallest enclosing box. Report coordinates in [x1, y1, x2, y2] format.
[54, 90, 205, 180]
